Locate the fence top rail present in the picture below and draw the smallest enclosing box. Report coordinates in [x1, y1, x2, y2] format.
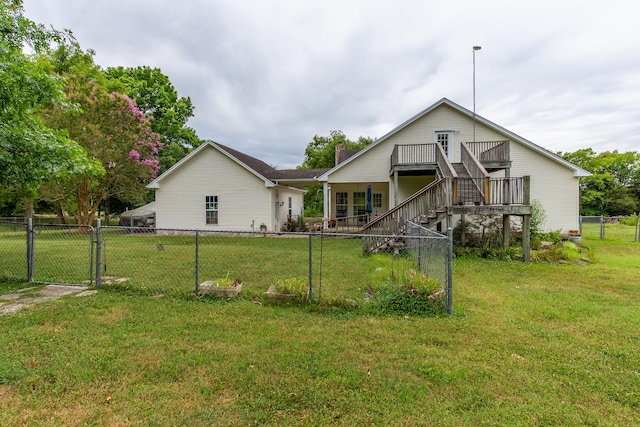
[100, 225, 448, 240]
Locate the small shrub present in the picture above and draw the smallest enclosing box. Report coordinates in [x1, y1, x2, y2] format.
[266, 277, 308, 303]
[374, 270, 445, 315]
[531, 241, 590, 263]
[279, 216, 308, 232]
[620, 214, 638, 226]
[536, 230, 563, 244]
[213, 273, 240, 287]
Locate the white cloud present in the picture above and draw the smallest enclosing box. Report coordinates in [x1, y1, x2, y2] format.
[24, 0, 640, 168]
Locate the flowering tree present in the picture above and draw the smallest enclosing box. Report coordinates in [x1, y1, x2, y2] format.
[0, 0, 101, 216]
[41, 59, 162, 226]
[105, 66, 202, 172]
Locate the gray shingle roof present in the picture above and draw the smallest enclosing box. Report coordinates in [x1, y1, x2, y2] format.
[215, 142, 329, 182]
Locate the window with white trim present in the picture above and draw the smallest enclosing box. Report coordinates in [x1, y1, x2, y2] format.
[353, 192, 366, 216]
[373, 193, 382, 209]
[336, 192, 348, 218]
[205, 195, 219, 225]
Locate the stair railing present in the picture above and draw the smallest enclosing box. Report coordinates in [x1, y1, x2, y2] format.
[362, 178, 451, 252]
[460, 142, 490, 204]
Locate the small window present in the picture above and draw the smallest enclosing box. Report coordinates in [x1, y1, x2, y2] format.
[288, 197, 293, 217]
[205, 196, 218, 225]
[373, 193, 382, 209]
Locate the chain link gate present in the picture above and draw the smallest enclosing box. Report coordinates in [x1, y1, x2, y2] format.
[29, 220, 95, 286]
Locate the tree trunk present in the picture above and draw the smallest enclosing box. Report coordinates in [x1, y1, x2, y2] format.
[56, 202, 66, 224]
[24, 198, 34, 220]
[104, 199, 110, 225]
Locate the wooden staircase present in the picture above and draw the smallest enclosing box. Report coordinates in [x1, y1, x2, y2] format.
[360, 140, 530, 253]
[361, 178, 451, 253]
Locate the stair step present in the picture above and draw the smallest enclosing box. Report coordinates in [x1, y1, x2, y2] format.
[452, 163, 471, 178]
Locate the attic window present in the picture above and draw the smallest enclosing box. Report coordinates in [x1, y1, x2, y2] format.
[205, 195, 219, 225]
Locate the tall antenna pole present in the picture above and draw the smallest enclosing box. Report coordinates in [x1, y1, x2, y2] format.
[473, 46, 481, 142]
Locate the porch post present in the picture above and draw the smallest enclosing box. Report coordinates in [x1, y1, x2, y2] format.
[394, 171, 399, 206]
[502, 214, 510, 249]
[522, 214, 531, 262]
[322, 182, 329, 229]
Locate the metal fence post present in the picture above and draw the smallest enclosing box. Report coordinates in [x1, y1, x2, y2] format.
[308, 233, 313, 302]
[89, 226, 94, 286]
[636, 215, 639, 242]
[27, 217, 34, 282]
[579, 215, 583, 236]
[600, 215, 604, 240]
[95, 219, 102, 288]
[447, 227, 453, 314]
[195, 230, 200, 295]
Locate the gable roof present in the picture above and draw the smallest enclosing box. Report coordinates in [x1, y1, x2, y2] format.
[147, 140, 329, 189]
[317, 97, 590, 180]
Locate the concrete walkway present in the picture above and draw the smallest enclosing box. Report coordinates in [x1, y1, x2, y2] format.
[0, 285, 97, 315]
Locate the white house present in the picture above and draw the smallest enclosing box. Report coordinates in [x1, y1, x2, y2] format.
[149, 98, 589, 241]
[317, 98, 590, 234]
[147, 141, 326, 231]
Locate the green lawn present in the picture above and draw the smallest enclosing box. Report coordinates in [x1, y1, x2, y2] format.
[581, 220, 639, 242]
[1, 237, 639, 425]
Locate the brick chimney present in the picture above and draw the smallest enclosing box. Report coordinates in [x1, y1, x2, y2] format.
[335, 143, 344, 166]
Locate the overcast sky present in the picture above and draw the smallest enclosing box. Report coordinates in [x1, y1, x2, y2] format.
[24, 0, 640, 169]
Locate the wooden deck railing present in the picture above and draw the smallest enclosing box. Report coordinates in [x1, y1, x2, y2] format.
[435, 143, 458, 179]
[460, 142, 489, 203]
[466, 140, 510, 163]
[487, 176, 530, 205]
[361, 178, 451, 252]
[330, 214, 370, 233]
[390, 144, 436, 169]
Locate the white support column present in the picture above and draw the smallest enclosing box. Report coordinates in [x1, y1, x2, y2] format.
[322, 182, 329, 229]
[393, 171, 399, 207]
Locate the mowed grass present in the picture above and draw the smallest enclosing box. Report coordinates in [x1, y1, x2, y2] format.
[1, 228, 424, 300]
[581, 221, 639, 242]
[1, 237, 640, 425]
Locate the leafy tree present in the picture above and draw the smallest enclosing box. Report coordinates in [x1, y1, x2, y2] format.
[300, 130, 373, 169]
[105, 66, 202, 171]
[40, 54, 162, 226]
[0, 0, 101, 215]
[299, 130, 374, 216]
[561, 148, 640, 216]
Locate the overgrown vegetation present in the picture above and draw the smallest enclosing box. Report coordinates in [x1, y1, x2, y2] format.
[452, 202, 593, 263]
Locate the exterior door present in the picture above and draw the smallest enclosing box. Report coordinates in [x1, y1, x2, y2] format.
[435, 131, 454, 161]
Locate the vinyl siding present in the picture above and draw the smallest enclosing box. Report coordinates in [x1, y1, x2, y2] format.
[326, 103, 581, 232]
[509, 143, 580, 232]
[273, 186, 305, 231]
[155, 145, 273, 230]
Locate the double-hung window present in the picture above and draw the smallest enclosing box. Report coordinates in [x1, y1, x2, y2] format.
[205, 196, 219, 225]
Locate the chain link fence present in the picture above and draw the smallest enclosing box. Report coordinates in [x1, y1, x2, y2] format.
[580, 216, 640, 242]
[0, 219, 453, 312]
[0, 218, 27, 281]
